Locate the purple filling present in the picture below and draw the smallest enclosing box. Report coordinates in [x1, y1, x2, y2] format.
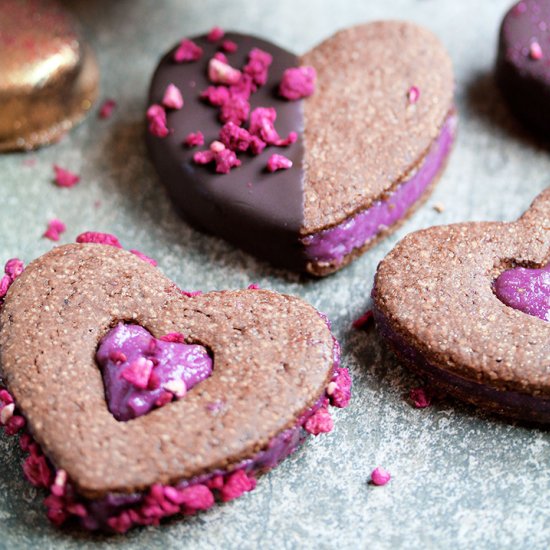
[494, 264, 550, 322]
[303, 114, 457, 264]
[96, 324, 213, 421]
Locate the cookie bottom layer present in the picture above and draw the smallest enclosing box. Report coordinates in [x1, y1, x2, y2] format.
[303, 113, 456, 276]
[371, 302, 550, 424]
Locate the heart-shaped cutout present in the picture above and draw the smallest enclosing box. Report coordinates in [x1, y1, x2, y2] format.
[372, 188, 550, 423]
[0, 244, 345, 531]
[146, 22, 455, 276]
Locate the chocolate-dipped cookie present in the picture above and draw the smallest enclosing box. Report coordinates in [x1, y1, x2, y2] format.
[496, 0, 550, 136]
[372, 189, 549, 423]
[0, 244, 349, 532]
[146, 22, 456, 276]
[0, 0, 99, 152]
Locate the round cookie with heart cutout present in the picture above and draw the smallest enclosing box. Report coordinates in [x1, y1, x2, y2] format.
[496, 0, 550, 136]
[372, 189, 549, 423]
[146, 23, 456, 276]
[0, 244, 350, 532]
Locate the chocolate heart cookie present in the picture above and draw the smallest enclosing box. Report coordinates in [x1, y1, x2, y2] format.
[146, 22, 455, 276]
[372, 189, 549, 423]
[0, 244, 349, 532]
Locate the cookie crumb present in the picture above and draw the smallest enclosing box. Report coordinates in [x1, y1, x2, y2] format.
[43, 219, 66, 242]
[370, 467, 391, 486]
[432, 202, 445, 213]
[53, 165, 80, 188]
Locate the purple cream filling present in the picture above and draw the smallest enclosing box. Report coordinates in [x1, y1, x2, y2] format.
[96, 324, 213, 421]
[303, 114, 457, 264]
[494, 264, 550, 322]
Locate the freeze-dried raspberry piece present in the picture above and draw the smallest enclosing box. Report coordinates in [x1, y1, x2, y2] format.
[173, 39, 203, 62]
[146, 104, 169, 138]
[193, 141, 242, 174]
[76, 232, 122, 248]
[219, 96, 250, 126]
[228, 74, 255, 101]
[207, 26, 224, 42]
[121, 357, 154, 390]
[43, 219, 66, 241]
[200, 86, 230, 106]
[370, 467, 391, 486]
[409, 387, 432, 408]
[4, 259, 24, 281]
[243, 48, 273, 88]
[407, 86, 420, 104]
[327, 367, 352, 408]
[219, 122, 252, 152]
[352, 309, 373, 329]
[304, 406, 333, 435]
[266, 154, 292, 172]
[208, 58, 241, 85]
[219, 470, 257, 502]
[184, 131, 204, 147]
[249, 107, 295, 146]
[98, 99, 117, 119]
[221, 39, 237, 53]
[53, 165, 80, 188]
[162, 84, 184, 110]
[213, 51, 228, 63]
[279, 66, 316, 100]
[249, 136, 266, 155]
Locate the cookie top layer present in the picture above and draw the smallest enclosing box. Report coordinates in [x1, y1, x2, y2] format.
[301, 21, 454, 233]
[0, 244, 335, 498]
[373, 189, 549, 396]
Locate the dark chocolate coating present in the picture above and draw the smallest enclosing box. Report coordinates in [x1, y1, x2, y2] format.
[496, 0, 550, 136]
[146, 33, 307, 271]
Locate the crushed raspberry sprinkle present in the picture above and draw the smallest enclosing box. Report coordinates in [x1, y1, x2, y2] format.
[352, 309, 373, 329]
[327, 368, 352, 408]
[208, 58, 242, 85]
[304, 405, 334, 435]
[184, 131, 204, 147]
[247, 283, 259, 289]
[121, 357, 154, 390]
[279, 66, 316, 100]
[243, 48, 273, 88]
[43, 218, 66, 242]
[147, 104, 170, 138]
[181, 289, 203, 297]
[173, 39, 203, 62]
[219, 95, 250, 125]
[207, 26, 225, 42]
[219, 470, 257, 502]
[409, 387, 432, 408]
[53, 165, 80, 188]
[267, 154, 292, 172]
[219, 122, 253, 151]
[221, 39, 237, 53]
[160, 332, 186, 343]
[0, 258, 25, 303]
[407, 86, 420, 104]
[370, 467, 391, 486]
[193, 141, 242, 174]
[162, 84, 184, 110]
[249, 107, 296, 146]
[76, 231, 122, 248]
[530, 41, 543, 60]
[200, 85, 230, 106]
[98, 99, 117, 119]
[213, 51, 228, 63]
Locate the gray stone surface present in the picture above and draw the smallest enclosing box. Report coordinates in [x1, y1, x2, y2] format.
[0, 0, 549, 548]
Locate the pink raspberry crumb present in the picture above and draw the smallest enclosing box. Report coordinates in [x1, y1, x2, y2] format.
[121, 357, 154, 390]
[221, 39, 237, 53]
[304, 406, 334, 435]
[23, 452, 52, 488]
[213, 51, 228, 63]
[352, 309, 373, 329]
[146, 104, 170, 138]
[327, 367, 352, 408]
[279, 66, 316, 100]
[530, 41, 543, 60]
[98, 99, 117, 119]
[5, 414, 25, 435]
[370, 467, 391, 486]
[200, 85, 230, 106]
[4, 258, 24, 281]
[162, 83, 184, 110]
[247, 283, 259, 289]
[243, 48, 273, 88]
[43, 218, 66, 242]
[219, 96, 250, 126]
[208, 58, 242, 85]
[219, 470, 257, 502]
[207, 26, 225, 42]
[0, 276, 10, 299]
[76, 231, 122, 248]
[219, 122, 252, 151]
[193, 141, 241, 174]
[409, 387, 432, 408]
[181, 290, 203, 297]
[129, 249, 158, 266]
[160, 332, 185, 343]
[184, 131, 205, 147]
[266, 154, 292, 172]
[249, 107, 295, 146]
[53, 165, 80, 188]
[173, 39, 203, 63]
[408, 86, 420, 104]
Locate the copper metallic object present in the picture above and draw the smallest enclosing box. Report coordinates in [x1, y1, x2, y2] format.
[0, 0, 99, 151]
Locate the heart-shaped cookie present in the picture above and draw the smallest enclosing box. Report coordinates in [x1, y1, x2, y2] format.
[372, 188, 549, 423]
[146, 22, 455, 276]
[0, 244, 348, 532]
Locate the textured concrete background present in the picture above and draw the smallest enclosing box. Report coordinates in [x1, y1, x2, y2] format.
[0, 0, 549, 548]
